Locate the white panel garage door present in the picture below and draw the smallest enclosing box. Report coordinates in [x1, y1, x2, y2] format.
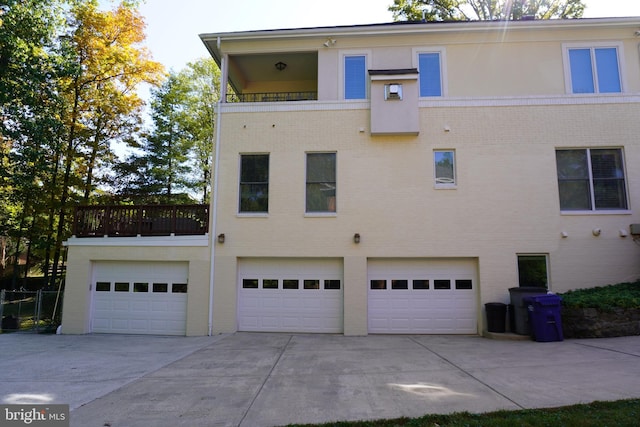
[368, 258, 478, 334]
[238, 258, 343, 333]
[92, 261, 188, 335]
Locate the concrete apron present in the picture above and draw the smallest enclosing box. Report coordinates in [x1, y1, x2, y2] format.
[1, 333, 639, 427]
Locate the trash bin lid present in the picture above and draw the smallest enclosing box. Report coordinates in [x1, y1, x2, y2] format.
[485, 302, 507, 308]
[530, 294, 562, 305]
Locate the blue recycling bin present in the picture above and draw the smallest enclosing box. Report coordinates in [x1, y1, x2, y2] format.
[524, 294, 563, 342]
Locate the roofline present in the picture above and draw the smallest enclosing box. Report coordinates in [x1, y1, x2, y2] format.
[201, 16, 640, 42]
[200, 17, 640, 66]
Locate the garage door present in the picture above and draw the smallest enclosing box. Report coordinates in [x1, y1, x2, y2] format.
[92, 261, 188, 335]
[368, 258, 477, 334]
[238, 258, 343, 333]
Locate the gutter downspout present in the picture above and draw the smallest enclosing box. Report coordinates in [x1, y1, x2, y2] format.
[208, 37, 224, 336]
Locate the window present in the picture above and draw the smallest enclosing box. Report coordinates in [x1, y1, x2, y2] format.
[324, 280, 341, 290]
[418, 52, 442, 97]
[153, 283, 168, 293]
[239, 154, 269, 213]
[133, 282, 148, 292]
[566, 46, 621, 93]
[391, 280, 409, 290]
[434, 150, 456, 187]
[115, 282, 129, 292]
[304, 280, 320, 290]
[370, 280, 386, 289]
[95, 282, 111, 292]
[434, 280, 451, 290]
[517, 255, 548, 288]
[455, 280, 473, 290]
[413, 280, 429, 290]
[242, 279, 258, 289]
[263, 279, 278, 289]
[306, 153, 336, 213]
[344, 55, 366, 99]
[172, 283, 188, 293]
[283, 280, 299, 289]
[556, 148, 627, 211]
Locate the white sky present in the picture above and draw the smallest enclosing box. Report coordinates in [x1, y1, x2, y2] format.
[112, 0, 640, 71]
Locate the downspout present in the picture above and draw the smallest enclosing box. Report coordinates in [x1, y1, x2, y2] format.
[208, 37, 224, 336]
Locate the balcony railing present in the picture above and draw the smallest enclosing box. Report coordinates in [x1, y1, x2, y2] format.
[226, 91, 318, 103]
[73, 205, 209, 238]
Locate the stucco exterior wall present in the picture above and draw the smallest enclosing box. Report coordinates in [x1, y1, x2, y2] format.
[212, 101, 640, 333]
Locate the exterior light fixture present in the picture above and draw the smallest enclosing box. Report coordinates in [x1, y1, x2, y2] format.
[217, 233, 225, 243]
[353, 233, 361, 244]
[274, 61, 287, 71]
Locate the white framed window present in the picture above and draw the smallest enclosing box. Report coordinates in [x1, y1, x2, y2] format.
[343, 54, 368, 100]
[555, 148, 628, 212]
[306, 152, 336, 214]
[517, 254, 549, 289]
[413, 47, 446, 97]
[563, 43, 624, 94]
[434, 150, 456, 188]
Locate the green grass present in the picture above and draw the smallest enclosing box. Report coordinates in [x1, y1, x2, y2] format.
[559, 281, 640, 311]
[283, 399, 640, 427]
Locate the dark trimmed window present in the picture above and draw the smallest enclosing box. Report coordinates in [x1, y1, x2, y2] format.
[239, 154, 269, 213]
[306, 153, 336, 213]
[556, 148, 627, 211]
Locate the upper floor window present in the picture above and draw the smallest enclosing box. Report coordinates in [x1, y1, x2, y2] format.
[418, 52, 443, 97]
[306, 152, 336, 213]
[239, 154, 269, 213]
[555, 148, 627, 211]
[344, 55, 367, 99]
[565, 45, 622, 94]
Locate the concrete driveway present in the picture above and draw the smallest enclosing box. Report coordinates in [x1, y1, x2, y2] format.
[1, 333, 639, 427]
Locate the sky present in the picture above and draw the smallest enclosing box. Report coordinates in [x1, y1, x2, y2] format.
[126, 0, 640, 72]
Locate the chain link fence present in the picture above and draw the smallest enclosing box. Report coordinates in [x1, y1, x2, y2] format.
[0, 289, 63, 333]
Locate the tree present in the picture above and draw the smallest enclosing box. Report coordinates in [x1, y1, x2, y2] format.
[173, 58, 220, 204]
[389, 0, 585, 21]
[114, 59, 220, 204]
[1, 0, 163, 286]
[47, 0, 163, 284]
[0, 0, 69, 285]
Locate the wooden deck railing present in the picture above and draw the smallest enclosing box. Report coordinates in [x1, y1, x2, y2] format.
[73, 205, 209, 238]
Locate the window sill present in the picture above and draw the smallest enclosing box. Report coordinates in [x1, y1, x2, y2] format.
[434, 184, 457, 190]
[304, 212, 337, 218]
[237, 213, 269, 218]
[560, 210, 632, 216]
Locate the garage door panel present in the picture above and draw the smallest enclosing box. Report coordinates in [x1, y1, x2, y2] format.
[238, 258, 343, 333]
[368, 258, 478, 334]
[92, 262, 187, 335]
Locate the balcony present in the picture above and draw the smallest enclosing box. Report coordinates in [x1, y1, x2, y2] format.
[73, 205, 209, 238]
[226, 91, 318, 103]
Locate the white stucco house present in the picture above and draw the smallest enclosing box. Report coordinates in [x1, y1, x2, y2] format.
[62, 16, 640, 336]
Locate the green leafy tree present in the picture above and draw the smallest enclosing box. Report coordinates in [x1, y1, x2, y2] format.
[115, 74, 195, 204]
[175, 58, 220, 204]
[389, 0, 585, 21]
[0, 0, 69, 285]
[114, 59, 220, 204]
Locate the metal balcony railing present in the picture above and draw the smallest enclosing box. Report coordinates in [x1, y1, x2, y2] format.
[226, 91, 318, 103]
[73, 205, 209, 238]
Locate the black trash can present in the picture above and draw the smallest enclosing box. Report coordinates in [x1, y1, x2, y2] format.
[485, 302, 507, 333]
[509, 287, 548, 335]
[525, 294, 563, 342]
